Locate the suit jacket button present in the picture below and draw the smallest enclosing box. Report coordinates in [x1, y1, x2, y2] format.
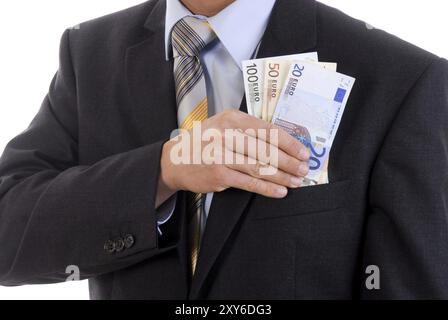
[124, 234, 135, 248]
[115, 238, 125, 252]
[104, 240, 116, 254]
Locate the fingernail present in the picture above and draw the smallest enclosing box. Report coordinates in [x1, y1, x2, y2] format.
[276, 187, 288, 197]
[290, 177, 303, 188]
[299, 163, 309, 176]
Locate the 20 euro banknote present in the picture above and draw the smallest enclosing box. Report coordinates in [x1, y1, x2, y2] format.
[272, 61, 356, 186]
[263, 60, 337, 122]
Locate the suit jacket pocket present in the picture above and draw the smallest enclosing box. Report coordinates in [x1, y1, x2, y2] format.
[252, 180, 351, 220]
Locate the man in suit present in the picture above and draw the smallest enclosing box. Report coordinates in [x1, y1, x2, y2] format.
[0, 0, 447, 299]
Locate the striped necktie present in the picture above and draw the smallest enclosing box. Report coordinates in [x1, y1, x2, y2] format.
[171, 16, 216, 275]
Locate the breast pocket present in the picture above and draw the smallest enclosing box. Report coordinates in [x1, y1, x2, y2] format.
[252, 180, 352, 220]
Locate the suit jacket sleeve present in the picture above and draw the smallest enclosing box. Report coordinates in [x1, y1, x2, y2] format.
[361, 58, 448, 299]
[0, 29, 175, 285]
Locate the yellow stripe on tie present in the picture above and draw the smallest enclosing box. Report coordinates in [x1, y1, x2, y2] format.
[182, 106, 207, 130]
[181, 100, 205, 129]
[181, 98, 208, 130]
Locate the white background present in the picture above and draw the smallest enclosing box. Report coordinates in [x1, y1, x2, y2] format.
[0, 0, 447, 300]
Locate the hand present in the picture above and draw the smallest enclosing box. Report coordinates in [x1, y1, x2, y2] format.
[156, 109, 310, 206]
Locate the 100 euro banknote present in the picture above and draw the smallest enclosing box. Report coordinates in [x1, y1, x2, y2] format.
[272, 61, 356, 186]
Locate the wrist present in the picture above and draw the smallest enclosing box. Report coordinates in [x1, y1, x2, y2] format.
[155, 141, 178, 208]
[159, 140, 179, 193]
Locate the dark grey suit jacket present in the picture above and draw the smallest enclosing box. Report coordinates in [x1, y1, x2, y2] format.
[0, 0, 447, 299]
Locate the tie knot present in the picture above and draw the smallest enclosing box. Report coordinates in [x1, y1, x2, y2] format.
[171, 16, 216, 58]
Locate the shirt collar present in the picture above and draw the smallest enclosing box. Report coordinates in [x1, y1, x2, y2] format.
[164, 0, 276, 68]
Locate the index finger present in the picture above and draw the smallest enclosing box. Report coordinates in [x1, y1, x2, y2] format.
[232, 112, 310, 161]
[270, 123, 311, 161]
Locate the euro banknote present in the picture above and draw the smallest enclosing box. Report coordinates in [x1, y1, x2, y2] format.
[242, 52, 318, 119]
[271, 61, 355, 185]
[262, 59, 337, 122]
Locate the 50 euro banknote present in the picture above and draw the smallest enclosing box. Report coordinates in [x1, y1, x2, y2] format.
[272, 61, 356, 186]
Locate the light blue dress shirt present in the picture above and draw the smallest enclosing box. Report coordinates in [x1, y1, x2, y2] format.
[158, 0, 276, 231]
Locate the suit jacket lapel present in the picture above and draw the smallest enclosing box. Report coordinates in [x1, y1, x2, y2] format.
[190, 0, 318, 299]
[126, 0, 178, 146]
